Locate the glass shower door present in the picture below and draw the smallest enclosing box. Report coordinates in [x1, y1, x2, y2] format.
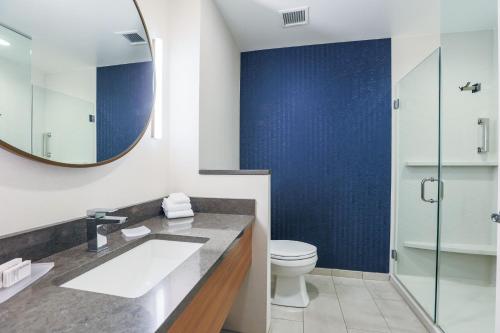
[394, 49, 441, 320]
[32, 86, 96, 164]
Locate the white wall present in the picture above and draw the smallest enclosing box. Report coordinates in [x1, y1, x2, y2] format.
[43, 68, 96, 104]
[440, 30, 498, 247]
[166, 0, 271, 332]
[199, 0, 240, 170]
[0, 0, 171, 237]
[391, 35, 440, 89]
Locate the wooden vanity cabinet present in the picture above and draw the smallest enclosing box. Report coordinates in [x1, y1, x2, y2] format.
[168, 226, 253, 333]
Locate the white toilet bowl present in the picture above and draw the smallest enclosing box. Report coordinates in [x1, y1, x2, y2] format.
[271, 240, 318, 308]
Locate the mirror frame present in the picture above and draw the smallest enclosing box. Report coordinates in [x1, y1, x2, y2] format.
[0, 0, 155, 168]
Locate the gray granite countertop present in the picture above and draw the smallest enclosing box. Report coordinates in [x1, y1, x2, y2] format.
[0, 213, 254, 333]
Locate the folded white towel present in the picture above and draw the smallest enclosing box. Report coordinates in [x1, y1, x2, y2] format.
[168, 192, 190, 204]
[167, 218, 194, 232]
[167, 217, 194, 225]
[162, 197, 191, 209]
[166, 209, 194, 219]
[163, 202, 192, 212]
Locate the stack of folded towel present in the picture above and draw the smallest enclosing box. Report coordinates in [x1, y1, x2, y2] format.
[166, 217, 194, 232]
[162, 193, 194, 219]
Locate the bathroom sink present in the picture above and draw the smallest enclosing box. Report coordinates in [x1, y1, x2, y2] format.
[61, 239, 204, 298]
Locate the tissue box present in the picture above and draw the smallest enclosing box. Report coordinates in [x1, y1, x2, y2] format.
[0, 258, 22, 288]
[2, 260, 31, 288]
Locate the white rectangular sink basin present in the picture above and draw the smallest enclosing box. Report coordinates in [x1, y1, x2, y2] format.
[61, 239, 203, 298]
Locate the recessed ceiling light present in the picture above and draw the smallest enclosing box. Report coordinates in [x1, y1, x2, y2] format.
[0, 38, 10, 46]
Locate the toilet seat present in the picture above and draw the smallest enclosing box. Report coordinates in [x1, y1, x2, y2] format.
[271, 253, 317, 260]
[271, 240, 317, 260]
[271, 255, 317, 267]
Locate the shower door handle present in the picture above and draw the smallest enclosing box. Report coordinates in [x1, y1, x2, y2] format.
[478, 118, 489, 153]
[421, 177, 440, 203]
[42, 132, 52, 159]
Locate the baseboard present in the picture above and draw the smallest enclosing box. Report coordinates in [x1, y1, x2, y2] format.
[390, 275, 443, 333]
[311, 267, 390, 281]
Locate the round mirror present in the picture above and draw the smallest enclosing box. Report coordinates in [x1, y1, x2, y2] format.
[0, 0, 154, 167]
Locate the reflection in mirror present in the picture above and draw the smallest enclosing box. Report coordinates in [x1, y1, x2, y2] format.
[0, 0, 154, 165]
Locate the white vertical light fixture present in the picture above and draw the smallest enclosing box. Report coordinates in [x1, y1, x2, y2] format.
[152, 37, 163, 139]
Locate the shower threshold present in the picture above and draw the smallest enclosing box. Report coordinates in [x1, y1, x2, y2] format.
[392, 274, 494, 333]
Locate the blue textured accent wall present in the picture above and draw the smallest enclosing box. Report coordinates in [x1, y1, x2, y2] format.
[240, 39, 391, 273]
[96, 61, 154, 162]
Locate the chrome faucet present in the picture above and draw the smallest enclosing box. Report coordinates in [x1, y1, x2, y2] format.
[86, 208, 128, 252]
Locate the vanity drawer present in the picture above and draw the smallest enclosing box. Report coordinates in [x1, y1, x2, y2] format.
[168, 226, 253, 333]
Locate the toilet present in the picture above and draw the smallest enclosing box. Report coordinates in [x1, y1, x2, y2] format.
[271, 240, 318, 308]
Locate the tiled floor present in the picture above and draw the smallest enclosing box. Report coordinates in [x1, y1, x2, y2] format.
[270, 274, 429, 333]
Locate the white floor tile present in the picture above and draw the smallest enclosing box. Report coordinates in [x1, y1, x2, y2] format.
[305, 274, 335, 295]
[269, 275, 428, 333]
[375, 299, 427, 333]
[365, 280, 402, 301]
[363, 272, 389, 281]
[311, 267, 333, 276]
[272, 305, 304, 322]
[304, 293, 347, 333]
[336, 284, 390, 332]
[332, 269, 363, 279]
[270, 319, 303, 333]
[334, 276, 366, 287]
[348, 329, 389, 333]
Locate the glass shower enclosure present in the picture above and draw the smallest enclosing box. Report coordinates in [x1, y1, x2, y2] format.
[395, 49, 441, 320]
[394, 2, 498, 331]
[0, 23, 97, 164]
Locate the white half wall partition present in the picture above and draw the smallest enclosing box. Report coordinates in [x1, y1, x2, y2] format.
[198, 0, 241, 170]
[166, 0, 271, 332]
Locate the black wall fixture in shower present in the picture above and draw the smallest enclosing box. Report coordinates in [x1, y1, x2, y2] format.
[459, 81, 481, 93]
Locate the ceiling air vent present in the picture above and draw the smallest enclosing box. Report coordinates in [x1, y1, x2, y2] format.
[117, 31, 147, 45]
[280, 6, 309, 28]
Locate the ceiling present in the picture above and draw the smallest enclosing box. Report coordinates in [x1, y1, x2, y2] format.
[215, 0, 392, 52]
[214, 0, 495, 52]
[0, 0, 151, 74]
[1, 0, 494, 71]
